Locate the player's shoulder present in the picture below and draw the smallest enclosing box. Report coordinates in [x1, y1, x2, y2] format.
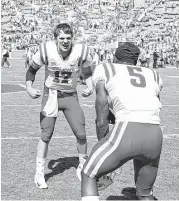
[38, 40, 55, 49]
[45, 40, 56, 48]
[71, 43, 83, 55]
[95, 63, 106, 70]
[73, 43, 89, 51]
[92, 64, 106, 76]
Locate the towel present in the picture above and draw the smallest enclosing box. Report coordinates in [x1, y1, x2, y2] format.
[42, 89, 58, 117]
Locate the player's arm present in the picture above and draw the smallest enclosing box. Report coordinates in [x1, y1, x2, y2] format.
[81, 46, 96, 97]
[25, 46, 44, 99]
[26, 63, 41, 99]
[81, 66, 94, 97]
[158, 74, 163, 100]
[95, 80, 109, 140]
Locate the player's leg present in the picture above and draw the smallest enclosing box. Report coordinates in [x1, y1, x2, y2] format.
[81, 174, 99, 201]
[176, 60, 179, 69]
[25, 58, 29, 68]
[62, 94, 87, 181]
[146, 58, 150, 68]
[35, 98, 57, 189]
[1, 57, 5, 67]
[133, 159, 157, 200]
[6, 58, 11, 68]
[133, 124, 163, 200]
[82, 122, 129, 200]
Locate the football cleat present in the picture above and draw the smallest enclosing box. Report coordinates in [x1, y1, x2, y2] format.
[97, 174, 114, 191]
[97, 168, 122, 191]
[34, 172, 48, 189]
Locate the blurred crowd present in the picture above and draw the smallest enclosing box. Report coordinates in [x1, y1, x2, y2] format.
[1, 0, 179, 67]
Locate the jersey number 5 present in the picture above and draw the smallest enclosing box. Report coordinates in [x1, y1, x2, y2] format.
[127, 66, 146, 88]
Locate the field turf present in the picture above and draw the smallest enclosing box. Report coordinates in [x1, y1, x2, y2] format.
[1, 59, 179, 200]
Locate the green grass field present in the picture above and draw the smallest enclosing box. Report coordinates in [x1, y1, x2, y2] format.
[1, 59, 179, 200]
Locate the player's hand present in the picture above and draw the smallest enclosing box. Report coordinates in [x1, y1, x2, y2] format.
[27, 87, 41, 99]
[82, 88, 93, 97]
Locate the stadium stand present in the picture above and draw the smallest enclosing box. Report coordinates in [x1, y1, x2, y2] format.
[1, 0, 179, 65]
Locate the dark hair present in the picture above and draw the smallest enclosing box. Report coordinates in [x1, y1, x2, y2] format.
[114, 42, 140, 65]
[54, 23, 73, 38]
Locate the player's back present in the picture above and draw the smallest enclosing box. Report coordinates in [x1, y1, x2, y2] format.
[104, 63, 163, 124]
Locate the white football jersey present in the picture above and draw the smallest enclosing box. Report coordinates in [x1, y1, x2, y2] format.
[31, 41, 93, 92]
[92, 63, 163, 124]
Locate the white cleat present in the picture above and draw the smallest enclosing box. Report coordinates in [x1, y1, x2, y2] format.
[34, 172, 48, 189]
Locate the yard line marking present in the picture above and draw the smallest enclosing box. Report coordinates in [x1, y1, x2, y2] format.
[2, 104, 179, 107]
[162, 75, 179, 78]
[1, 134, 179, 140]
[162, 105, 179, 107]
[162, 91, 179, 93]
[1, 91, 27, 94]
[2, 104, 40, 106]
[1, 136, 97, 140]
[2, 81, 43, 83]
[19, 84, 26, 88]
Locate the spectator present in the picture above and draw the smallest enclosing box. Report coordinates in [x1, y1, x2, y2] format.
[176, 52, 179, 69]
[139, 48, 147, 67]
[25, 46, 33, 68]
[1, 47, 11, 68]
[145, 49, 151, 68]
[153, 50, 158, 68]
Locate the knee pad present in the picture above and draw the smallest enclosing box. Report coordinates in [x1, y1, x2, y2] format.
[41, 130, 53, 142]
[76, 132, 86, 140]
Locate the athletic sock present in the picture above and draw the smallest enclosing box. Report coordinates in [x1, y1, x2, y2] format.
[82, 196, 99, 201]
[36, 157, 45, 173]
[79, 154, 87, 164]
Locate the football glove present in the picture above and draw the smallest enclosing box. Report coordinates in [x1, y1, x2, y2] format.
[108, 110, 115, 124]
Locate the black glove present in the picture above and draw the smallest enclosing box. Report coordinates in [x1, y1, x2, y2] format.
[108, 110, 115, 124]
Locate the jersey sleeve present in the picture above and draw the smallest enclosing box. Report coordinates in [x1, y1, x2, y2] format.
[79, 45, 94, 68]
[92, 64, 107, 87]
[31, 41, 48, 70]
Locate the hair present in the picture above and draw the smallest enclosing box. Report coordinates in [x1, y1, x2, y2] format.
[113, 56, 138, 65]
[114, 42, 140, 65]
[54, 23, 73, 38]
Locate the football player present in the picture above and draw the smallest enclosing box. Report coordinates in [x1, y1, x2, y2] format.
[25, 23, 94, 189]
[81, 42, 163, 201]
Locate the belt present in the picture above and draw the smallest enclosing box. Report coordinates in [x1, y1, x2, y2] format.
[57, 90, 77, 98]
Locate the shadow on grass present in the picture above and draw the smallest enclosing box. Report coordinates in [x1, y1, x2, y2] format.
[106, 187, 158, 200]
[106, 187, 138, 200]
[45, 156, 79, 181]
